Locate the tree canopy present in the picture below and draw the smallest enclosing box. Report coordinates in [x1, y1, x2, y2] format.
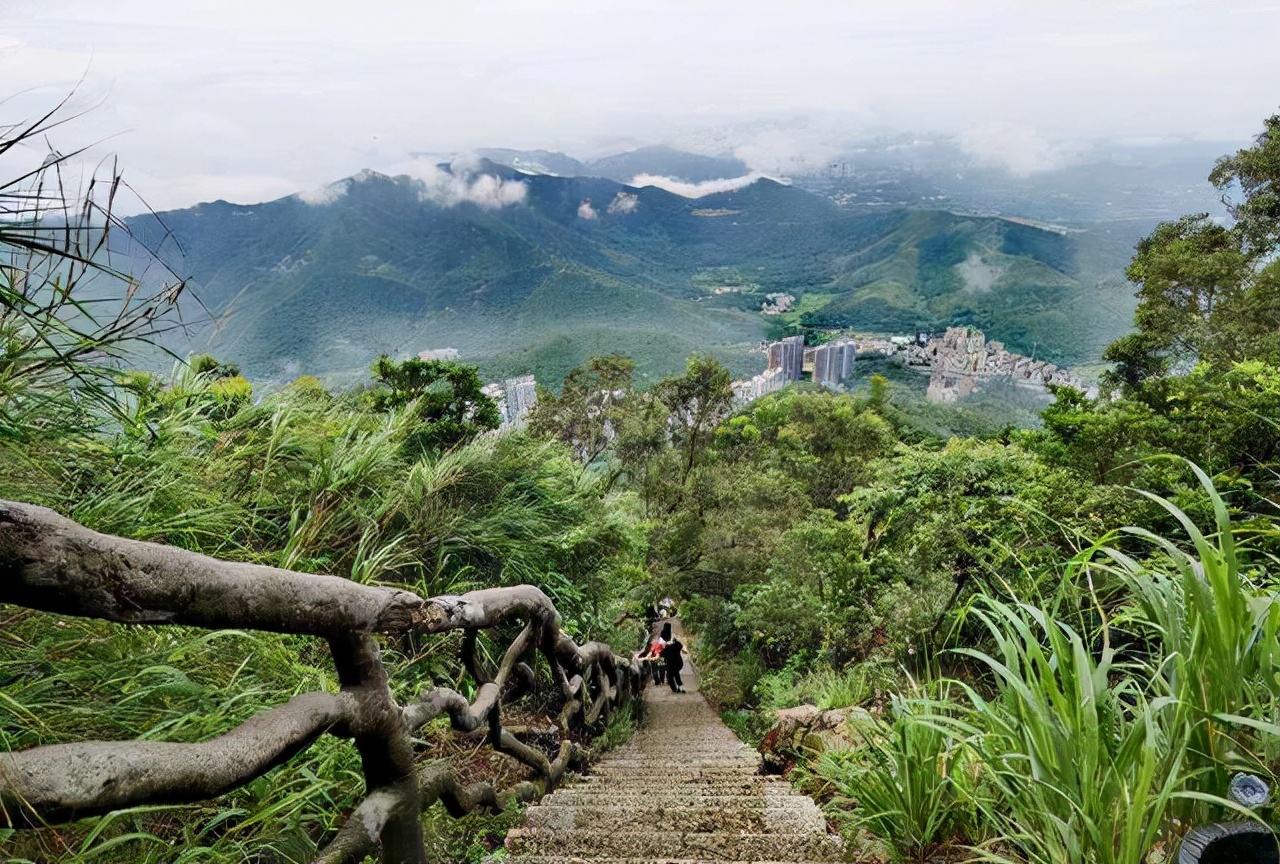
[1105, 114, 1280, 388]
[369, 355, 501, 455]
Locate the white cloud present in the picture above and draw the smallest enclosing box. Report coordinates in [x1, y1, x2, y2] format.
[392, 157, 527, 210]
[606, 191, 638, 214]
[628, 173, 778, 198]
[5, 2, 1279, 211]
[297, 179, 350, 205]
[956, 122, 1090, 176]
[732, 126, 844, 177]
[577, 198, 598, 219]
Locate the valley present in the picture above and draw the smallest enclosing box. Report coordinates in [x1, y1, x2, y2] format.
[128, 154, 1143, 392]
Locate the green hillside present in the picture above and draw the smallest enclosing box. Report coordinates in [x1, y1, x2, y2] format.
[129, 165, 1135, 386]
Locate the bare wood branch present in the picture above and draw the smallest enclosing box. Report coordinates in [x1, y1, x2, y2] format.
[402, 684, 497, 733]
[403, 622, 537, 733]
[311, 788, 404, 864]
[460, 629, 490, 684]
[585, 663, 611, 725]
[421, 586, 559, 634]
[0, 500, 427, 635]
[0, 501, 644, 861]
[313, 746, 581, 864]
[314, 763, 506, 864]
[0, 692, 347, 828]
[506, 661, 536, 703]
[327, 633, 425, 864]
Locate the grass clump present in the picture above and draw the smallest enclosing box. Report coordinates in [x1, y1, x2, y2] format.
[795, 470, 1280, 864]
[817, 689, 975, 863]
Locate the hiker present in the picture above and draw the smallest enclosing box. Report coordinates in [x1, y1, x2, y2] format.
[644, 603, 660, 635]
[661, 634, 686, 693]
[640, 632, 667, 685]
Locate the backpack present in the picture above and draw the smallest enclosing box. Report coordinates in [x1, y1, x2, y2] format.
[661, 639, 684, 671]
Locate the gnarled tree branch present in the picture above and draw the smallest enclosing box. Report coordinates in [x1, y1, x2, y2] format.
[0, 502, 645, 864]
[0, 692, 348, 828]
[0, 500, 426, 635]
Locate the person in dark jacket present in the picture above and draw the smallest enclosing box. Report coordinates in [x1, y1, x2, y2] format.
[660, 636, 685, 693]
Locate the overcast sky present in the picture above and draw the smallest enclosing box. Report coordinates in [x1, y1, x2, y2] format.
[3, 0, 1279, 211]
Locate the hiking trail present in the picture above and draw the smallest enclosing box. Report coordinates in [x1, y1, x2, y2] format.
[506, 621, 842, 864]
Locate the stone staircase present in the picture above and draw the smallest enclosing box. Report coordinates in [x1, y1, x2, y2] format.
[506, 630, 842, 864]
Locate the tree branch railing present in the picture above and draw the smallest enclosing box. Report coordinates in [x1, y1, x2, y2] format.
[0, 500, 644, 864]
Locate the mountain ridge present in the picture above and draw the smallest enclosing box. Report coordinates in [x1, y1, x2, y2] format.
[128, 163, 1134, 387]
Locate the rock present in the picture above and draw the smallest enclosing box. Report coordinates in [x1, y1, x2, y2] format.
[758, 704, 873, 773]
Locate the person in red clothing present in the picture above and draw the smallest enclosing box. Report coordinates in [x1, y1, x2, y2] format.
[641, 634, 667, 685]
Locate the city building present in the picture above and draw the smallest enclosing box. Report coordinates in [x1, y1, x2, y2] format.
[811, 338, 856, 388]
[766, 335, 805, 381]
[484, 374, 539, 429]
[731, 366, 787, 404]
[503, 375, 537, 425]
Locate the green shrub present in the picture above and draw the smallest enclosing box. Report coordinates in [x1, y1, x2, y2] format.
[1092, 461, 1280, 814]
[816, 691, 975, 862]
[948, 596, 1187, 864]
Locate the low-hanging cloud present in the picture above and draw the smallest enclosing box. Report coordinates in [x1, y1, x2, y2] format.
[393, 156, 528, 209]
[732, 126, 844, 177]
[607, 191, 638, 214]
[628, 172, 777, 198]
[956, 122, 1090, 176]
[577, 198, 598, 219]
[297, 179, 351, 205]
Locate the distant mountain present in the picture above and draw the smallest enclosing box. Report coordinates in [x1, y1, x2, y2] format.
[458, 137, 1225, 224]
[585, 146, 750, 183]
[474, 149, 587, 177]
[477, 145, 749, 184]
[129, 161, 1135, 387]
[795, 135, 1228, 224]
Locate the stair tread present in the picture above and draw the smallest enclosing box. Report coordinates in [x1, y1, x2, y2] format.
[506, 829, 841, 860]
[507, 629, 837, 863]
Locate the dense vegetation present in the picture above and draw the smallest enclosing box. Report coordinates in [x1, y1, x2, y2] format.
[640, 116, 1280, 864]
[2, 103, 1278, 864]
[2, 113, 649, 863]
[526, 115, 1280, 864]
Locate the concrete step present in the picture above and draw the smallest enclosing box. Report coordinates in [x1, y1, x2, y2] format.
[610, 751, 751, 761]
[512, 859, 834, 864]
[587, 755, 758, 765]
[568, 778, 779, 795]
[586, 768, 762, 778]
[505, 829, 842, 861]
[607, 746, 751, 755]
[609, 752, 747, 757]
[511, 859, 833, 864]
[543, 790, 809, 808]
[562, 787, 783, 801]
[570, 773, 767, 782]
[507, 634, 838, 863]
[545, 788, 814, 803]
[611, 742, 747, 747]
[525, 802, 826, 833]
[586, 768, 757, 773]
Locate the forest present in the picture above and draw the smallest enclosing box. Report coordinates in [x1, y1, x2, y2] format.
[1, 105, 1279, 864]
